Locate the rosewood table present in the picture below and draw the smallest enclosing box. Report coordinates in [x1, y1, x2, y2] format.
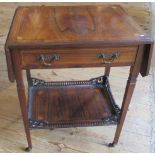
[5, 5, 153, 151]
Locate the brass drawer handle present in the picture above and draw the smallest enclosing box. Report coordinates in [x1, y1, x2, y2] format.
[37, 54, 60, 66]
[97, 52, 120, 64]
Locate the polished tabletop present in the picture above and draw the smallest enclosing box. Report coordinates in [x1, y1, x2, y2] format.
[7, 5, 152, 46]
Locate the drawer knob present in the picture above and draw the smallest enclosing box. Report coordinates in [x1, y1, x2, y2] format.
[37, 54, 60, 66]
[97, 52, 120, 64]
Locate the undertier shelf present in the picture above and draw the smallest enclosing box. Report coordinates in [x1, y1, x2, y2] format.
[28, 76, 120, 129]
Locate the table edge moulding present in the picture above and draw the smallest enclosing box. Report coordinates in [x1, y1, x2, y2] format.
[4, 5, 154, 152]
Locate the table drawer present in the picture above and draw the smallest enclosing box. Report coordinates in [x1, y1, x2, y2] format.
[20, 46, 138, 68]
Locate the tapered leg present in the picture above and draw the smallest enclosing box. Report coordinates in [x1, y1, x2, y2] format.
[12, 53, 32, 151]
[16, 82, 32, 151]
[26, 69, 31, 81]
[109, 45, 144, 147]
[105, 67, 110, 76]
[109, 72, 137, 147]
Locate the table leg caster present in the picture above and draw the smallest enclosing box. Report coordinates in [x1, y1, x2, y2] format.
[108, 142, 115, 147]
[25, 146, 32, 152]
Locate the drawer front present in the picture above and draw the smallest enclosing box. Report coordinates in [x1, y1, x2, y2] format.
[20, 46, 138, 68]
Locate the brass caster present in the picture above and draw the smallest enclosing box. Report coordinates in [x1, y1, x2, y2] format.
[25, 147, 32, 152]
[108, 142, 115, 147]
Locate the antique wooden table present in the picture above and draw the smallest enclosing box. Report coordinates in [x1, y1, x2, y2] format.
[5, 5, 153, 151]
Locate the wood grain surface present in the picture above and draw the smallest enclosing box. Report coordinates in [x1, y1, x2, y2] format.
[20, 46, 138, 69]
[7, 5, 149, 45]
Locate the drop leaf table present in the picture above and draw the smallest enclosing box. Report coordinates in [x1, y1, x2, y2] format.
[5, 5, 153, 151]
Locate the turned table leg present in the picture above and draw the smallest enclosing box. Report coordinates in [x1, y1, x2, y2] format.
[12, 53, 32, 151]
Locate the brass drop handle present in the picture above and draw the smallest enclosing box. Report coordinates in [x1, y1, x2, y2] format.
[97, 52, 120, 64]
[37, 54, 60, 66]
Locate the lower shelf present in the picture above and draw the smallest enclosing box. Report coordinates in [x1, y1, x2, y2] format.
[28, 76, 120, 129]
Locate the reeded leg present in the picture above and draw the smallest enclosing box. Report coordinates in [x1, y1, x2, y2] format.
[105, 67, 110, 77]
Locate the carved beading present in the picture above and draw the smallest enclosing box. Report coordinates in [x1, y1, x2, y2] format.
[31, 76, 107, 87]
[29, 117, 119, 129]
